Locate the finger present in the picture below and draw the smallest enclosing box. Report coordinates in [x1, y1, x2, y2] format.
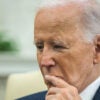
[45, 75, 71, 88]
[47, 87, 60, 95]
[46, 94, 63, 100]
[45, 94, 55, 100]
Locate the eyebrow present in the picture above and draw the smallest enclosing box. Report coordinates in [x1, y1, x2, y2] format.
[48, 39, 65, 45]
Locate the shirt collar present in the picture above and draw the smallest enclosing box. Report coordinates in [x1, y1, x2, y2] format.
[80, 77, 100, 100]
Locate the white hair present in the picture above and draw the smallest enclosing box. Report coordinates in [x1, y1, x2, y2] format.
[80, 0, 100, 42]
[40, 0, 67, 8]
[39, 0, 88, 8]
[36, 0, 100, 42]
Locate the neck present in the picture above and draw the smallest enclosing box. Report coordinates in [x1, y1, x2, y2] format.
[78, 64, 100, 93]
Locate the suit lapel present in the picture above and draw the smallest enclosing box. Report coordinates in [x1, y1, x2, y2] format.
[93, 86, 100, 100]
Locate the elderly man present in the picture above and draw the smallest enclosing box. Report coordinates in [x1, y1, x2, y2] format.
[18, 0, 100, 100]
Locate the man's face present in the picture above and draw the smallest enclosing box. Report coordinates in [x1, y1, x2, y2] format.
[34, 5, 95, 89]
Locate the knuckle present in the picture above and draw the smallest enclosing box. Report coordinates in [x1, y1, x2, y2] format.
[56, 93, 62, 99]
[62, 88, 66, 93]
[61, 88, 68, 95]
[49, 87, 53, 91]
[72, 87, 78, 93]
[48, 87, 54, 92]
[45, 95, 55, 100]
[56, 93, 61, 97]
[70, 86, 79, 96]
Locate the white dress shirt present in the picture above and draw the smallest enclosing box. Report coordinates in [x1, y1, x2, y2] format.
[80, 77, 100, 100]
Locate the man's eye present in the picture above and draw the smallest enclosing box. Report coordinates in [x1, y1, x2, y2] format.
[53, 45, 64, 49]
[36, 45, 44, 51]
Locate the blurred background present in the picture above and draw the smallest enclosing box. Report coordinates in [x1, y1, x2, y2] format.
[1, 0, 100, 100]
[0, 0, 41, 99]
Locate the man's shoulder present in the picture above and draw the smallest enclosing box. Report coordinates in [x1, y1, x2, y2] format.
[16, 86, 100, 100]
[17, 91, 47, 100]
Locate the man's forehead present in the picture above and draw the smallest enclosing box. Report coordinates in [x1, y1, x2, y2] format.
[37, 3, 82, 17]
[35, 3, 83, 30]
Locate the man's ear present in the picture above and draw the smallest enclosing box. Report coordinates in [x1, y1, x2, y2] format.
[93, 35, 100, 64]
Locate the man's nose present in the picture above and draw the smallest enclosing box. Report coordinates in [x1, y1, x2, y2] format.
[41, 53, 55, 67]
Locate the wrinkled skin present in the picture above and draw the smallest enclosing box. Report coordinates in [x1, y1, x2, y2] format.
[34, 2, 100, 100]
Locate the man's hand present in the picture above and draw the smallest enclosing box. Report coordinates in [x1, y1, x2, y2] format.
[45, 75, 81, 100]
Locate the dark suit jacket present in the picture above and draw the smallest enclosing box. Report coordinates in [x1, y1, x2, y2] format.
[17, 86, 100, 100]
